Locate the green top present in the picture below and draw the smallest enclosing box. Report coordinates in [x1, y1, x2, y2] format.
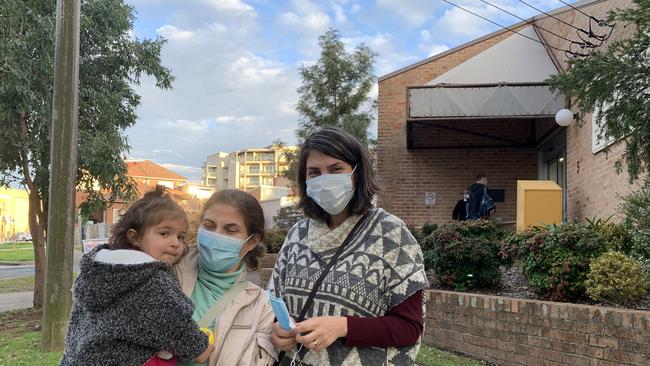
[179, 264, 244, 366]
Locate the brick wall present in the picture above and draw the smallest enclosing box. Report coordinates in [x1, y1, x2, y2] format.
[534, 0, 639, 222]
[377, 27, 523, 226]
[424, 290, 650, 366]
[386, 148, 537, 225]
[377, 0, 639, 226]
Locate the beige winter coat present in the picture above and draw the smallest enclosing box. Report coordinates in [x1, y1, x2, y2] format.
[174, 247, 278, 366]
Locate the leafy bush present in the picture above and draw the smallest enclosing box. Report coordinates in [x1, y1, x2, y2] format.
[426, 220, 506, 291]
[585, 252, 648, 305]
[498, 229, 539, 266]
[586, 217, 634, 253]
[600, 223, 634, 253]
[421, 223, 438, 237]
[621, 183, 650, 232]
[520, 223, 608, 302]
[630, 229, 650, 281]
[264, 228, 288, 254]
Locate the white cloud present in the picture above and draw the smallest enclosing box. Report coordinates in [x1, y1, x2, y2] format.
[427, 44, 450, 57]
[332, 3, 347, 23]
[228, 55, 286, 83]
[342, 33, 420, 76]
[280, 0, 330, 35]
[200, 0, 256, 15]
[215, 115, 261, 124]
[279, 102, 296, 115]
[156, 25, 195, 41]
[161, 119, 210, 132]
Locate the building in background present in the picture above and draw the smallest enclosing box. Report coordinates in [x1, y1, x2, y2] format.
[0, 187, 30, 241]
[127, 160, 188, 190]
[377, 0, 635, 227]
[201, 144, 297, 192]
[201, 152, 230, 190]
[78, 160, 215, 225]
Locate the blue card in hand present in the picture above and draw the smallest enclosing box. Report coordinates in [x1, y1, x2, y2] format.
[268, 290, 295, 330]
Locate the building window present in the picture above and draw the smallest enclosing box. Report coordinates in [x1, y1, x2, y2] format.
[592, 104, 616, 154]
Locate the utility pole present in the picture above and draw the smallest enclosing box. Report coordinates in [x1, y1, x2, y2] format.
[41, 0, 80, 351]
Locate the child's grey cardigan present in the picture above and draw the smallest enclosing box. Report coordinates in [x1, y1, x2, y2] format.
[60, 245, 208, 366]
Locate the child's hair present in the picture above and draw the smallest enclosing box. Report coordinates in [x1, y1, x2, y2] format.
[200, 189, 266, 270]
[109, 185, 188, 251]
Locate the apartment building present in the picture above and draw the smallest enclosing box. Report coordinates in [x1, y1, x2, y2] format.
[201, 144, 297, 191]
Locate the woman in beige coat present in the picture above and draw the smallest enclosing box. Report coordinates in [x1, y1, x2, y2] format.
[175, 190, 277, 366]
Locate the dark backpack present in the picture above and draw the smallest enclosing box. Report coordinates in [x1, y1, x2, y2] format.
[479, 186, 496, 218]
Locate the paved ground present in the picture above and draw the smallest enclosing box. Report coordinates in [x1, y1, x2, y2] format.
[0, 250, 82, 279]
[0, 265, 35, 279]
[0, 291, 32, 312]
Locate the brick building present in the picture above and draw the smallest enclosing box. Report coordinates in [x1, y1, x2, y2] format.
[377, 0, 637, 227]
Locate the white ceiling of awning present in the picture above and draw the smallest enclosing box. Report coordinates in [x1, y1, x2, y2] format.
[427, 26, 559, 85]
[409, 26, 566, 119]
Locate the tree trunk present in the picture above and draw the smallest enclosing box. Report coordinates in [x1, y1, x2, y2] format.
[18, 110, 47, 309]
[28, 189, 46, 309]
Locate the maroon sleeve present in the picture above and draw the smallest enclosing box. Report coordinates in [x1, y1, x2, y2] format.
[344, 290, 424, 348]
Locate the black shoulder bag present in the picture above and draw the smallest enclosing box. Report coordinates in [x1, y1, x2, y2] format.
[274, 211, 371, 365]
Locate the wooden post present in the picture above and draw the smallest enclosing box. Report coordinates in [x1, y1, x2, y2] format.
[40, 0, 80, 351]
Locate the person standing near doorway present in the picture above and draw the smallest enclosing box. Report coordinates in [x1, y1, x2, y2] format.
[452, 190, 469, 221]
[467, 174, 488, 220]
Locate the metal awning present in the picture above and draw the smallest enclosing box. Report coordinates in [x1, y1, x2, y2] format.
[408, 82, 565, 119]
[408, 26, 566, 120]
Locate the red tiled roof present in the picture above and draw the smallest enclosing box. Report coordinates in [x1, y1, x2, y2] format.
[126, 160, 188, 181]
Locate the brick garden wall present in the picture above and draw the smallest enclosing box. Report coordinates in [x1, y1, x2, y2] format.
[424, 290, 650, 366]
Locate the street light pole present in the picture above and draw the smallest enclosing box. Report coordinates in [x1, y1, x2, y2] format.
[40, 0, 80, 351]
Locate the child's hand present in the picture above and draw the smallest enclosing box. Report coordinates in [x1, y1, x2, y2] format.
[195, 341, 214, 363]
[199, 327, 215, 346]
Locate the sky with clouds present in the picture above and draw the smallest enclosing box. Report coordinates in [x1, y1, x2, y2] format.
[125, 0, 575, 182]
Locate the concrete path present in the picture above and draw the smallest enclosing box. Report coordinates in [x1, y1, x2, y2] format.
[0, 291, 32, 312]
[0, 264, 35, 279]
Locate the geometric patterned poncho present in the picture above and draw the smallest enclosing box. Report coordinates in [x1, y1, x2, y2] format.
[268, 208, 428, 366]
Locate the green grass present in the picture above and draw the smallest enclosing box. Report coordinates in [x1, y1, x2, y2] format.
[0, 248, 35, 262]
[0, 242, 34, 250]
[0, 276, 35, 294]
[416, 345, 489, 366]
[0, 309, 61, 366]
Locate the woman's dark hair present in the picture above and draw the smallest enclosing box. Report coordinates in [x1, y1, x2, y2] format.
[200, 189, 266, 270]
[297, 126, 378, 221]
[109, 185, 188, 251]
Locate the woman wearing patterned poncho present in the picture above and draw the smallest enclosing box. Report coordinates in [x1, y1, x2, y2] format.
[268, 127, 428, 366]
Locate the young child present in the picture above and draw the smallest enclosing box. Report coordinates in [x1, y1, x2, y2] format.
[61, 186, 214, 366]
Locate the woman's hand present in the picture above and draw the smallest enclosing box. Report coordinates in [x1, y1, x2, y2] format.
[294, 316, 347, 352]
[271, 321, 297, 352]
[195, 341, 215, 363]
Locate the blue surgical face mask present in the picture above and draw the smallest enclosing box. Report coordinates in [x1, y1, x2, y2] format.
[196, 227, 252, 273]
[306, 166, 356, 215]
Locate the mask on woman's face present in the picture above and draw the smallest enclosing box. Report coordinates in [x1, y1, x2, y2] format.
[306, 166, 356, 215]
[196, 227, 252, 273]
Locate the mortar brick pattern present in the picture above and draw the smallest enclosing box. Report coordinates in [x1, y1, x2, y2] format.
[425, 290, 650, 366]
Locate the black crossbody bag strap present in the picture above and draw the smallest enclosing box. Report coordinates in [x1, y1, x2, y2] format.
[274, 211, 371, 365]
